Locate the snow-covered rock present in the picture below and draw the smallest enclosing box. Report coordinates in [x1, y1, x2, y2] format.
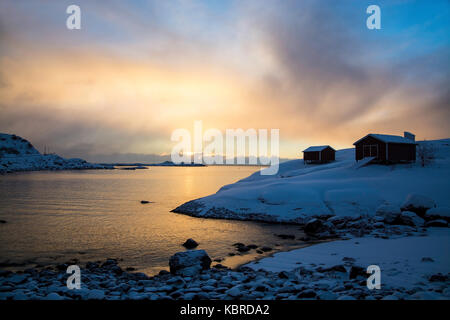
[397, 211, 425, 227]
[401, 194, 436, 217]
[173, 139, 450, 224]
[375, 204, 402, 224]
[0, 133, 112, 173]
[426, 207, 450, 223]
[169, 250, 212, 277]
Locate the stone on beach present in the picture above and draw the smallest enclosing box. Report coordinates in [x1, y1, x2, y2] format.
[169, 250, 211, 277]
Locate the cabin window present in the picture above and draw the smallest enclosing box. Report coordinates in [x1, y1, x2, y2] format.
[363, 144, 378, 158]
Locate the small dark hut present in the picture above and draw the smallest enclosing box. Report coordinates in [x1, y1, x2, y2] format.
[303, 145, 336, 164]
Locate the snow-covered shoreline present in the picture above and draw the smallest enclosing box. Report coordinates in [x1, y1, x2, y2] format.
[0, 133, 112, 173]
[173, 139, 450, 224]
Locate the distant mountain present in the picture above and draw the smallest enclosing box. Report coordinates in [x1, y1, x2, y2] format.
[0, 133, 112, 173]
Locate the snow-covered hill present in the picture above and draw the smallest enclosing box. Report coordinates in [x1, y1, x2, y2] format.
[0, 133, 112, 173]
[173, 139, 450, 223]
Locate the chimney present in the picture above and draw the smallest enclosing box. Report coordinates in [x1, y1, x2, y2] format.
[404, 131, 415, 142]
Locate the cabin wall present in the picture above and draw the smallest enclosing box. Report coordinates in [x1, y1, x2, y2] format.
[321, 148, 335, 161]
[388, 143, 416, 162]
[304, 151, 320, 161]
[355, 136, 386, 161]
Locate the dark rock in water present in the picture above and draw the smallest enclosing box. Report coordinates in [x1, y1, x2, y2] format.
[213, 264, 228, 269]
[401, 194, 436, 217]
[233, 242, 245, 247]
[159, 270, 170, 276]
[237, 246, 250, 253]
[256, 250, 263, 254]
[278, 271, 289, 279]
[228, 252, 236, 256]
[213, 258, 223, 262]
[140, 200, 151, 204]
[428, 273, 449, 282]
[0, 220, 6, 224]
[275, 234, 295, 240]
[126, 267, 136, 272]
[261, 246, 272, 252]
[425, 220, 448, 228]
[247, 244, 258, 249]
[101, 259, 118, 268]
[349, 266, 366, 279]
[421, 257, 434, 263]
[169, 250, 211, 277]
[182, 238, 199, 249]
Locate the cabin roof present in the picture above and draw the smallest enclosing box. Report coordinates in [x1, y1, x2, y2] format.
[353, 134, 416, 145]
[303, 145, 335, 152]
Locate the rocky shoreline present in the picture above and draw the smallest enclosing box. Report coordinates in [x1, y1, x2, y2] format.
[1, 194, 449, 300]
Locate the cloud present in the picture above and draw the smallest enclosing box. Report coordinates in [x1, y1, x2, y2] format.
[0, 0, 448, 159]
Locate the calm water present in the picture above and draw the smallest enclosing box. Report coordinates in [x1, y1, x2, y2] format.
[0, 167, 306, 275]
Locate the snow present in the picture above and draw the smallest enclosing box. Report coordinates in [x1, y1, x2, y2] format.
[427, 207, 450, 218]
[353, 134, 416, 145]
[0, 133, 111, 173]
[246, 228, 450, 289]
[174, 139, 450, 224]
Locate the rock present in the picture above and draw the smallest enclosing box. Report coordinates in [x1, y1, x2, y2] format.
[298, 289, 316, 298]
[87, 289, 105, 300]
[349, 266, 366, 279]
[428, 273, 449, 282]
[318, 265, 347, 273]
[275, 234, 295, 240]
[125, 267, 136, 272]
[382, 295, 399, 300]
[375, 204, 402, 224]
[237, 246, 250, 253]
[182, 238, 199, 249]
[225, 286, 243, 298]
[0, 220, 7, 224]
[260, 246, 272, 252]
[425, 220, 448, 228]
[45, 292, 63, 300]
[425, 207, 450, 223]
[247, 244, 258, 249]
[337, 295, 356, 300]
[373, 222, 385, 228]
[421, 257, 434, 262]
[304, 218, 334, 235]
[6, 274, 27, 284]
[401, 194, 436, 217]
[140, 200, 151, 204]
[213, 264, 228, 270]
[159, 270, 170, 276]
[397, 211, 425, 227]
[233, 242, 245, 247]
[169, 250, 211, 277]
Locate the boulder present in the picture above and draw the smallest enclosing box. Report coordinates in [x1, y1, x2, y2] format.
[169, 250, 211, 277]
[375, 204, 401, 224]
[182, 238, 199, 249]
[304, 218, 334, 235]
[424, 220, 448, 228]
[425, 207, 450, 223]
[397, 211, 425, 227]
[349, 266, 366, 279]
[401, 194, 436, 217]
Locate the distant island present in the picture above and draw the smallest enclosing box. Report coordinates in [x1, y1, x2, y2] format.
[103, 161, 206, 167]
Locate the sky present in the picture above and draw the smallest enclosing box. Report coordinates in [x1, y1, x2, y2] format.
[0, 0, 449, 161]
